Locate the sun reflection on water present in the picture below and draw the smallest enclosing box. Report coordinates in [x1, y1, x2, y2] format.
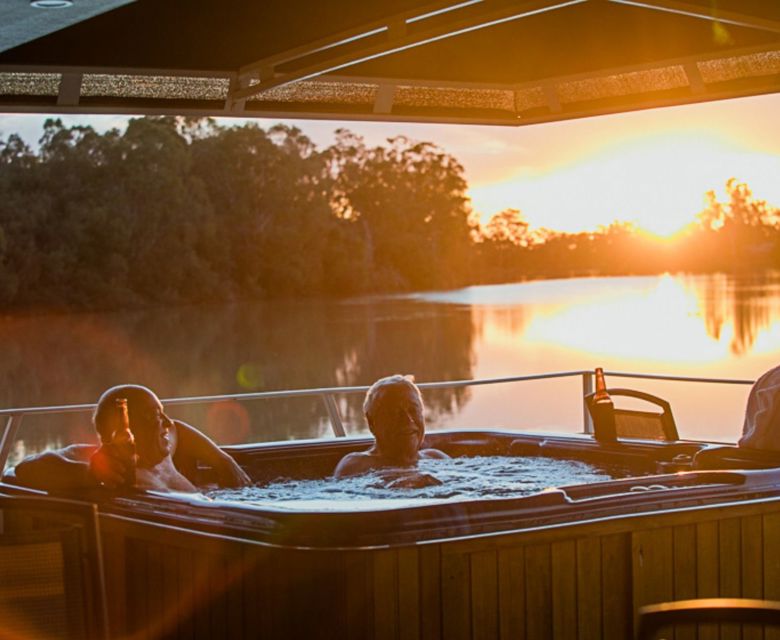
[522, 275, 728, 365]
[424, 273, 780, 442]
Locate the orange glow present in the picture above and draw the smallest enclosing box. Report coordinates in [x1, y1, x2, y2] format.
[522, 276, 726, 364]
[631, 226, 688, 245]
[206, 401, 251, 444]
[0, 312, 166, 404]
[369, 93, 780, 237]
[426, 275, 778, 442]
[470, 131, 780, 237]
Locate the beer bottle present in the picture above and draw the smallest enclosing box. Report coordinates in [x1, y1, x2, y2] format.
[592, 367, 617, 442]
[113, 398, 137, 486]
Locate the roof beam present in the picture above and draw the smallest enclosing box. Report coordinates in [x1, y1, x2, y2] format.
[2, 41, 778, 125]
[230, 0, 588, 101]
[240, 0, 467, 73]
[0, 41, 780, 102]
[607, 0, 780, 34]
[2, 73, 776, 127]
[330, 40, 780, 93]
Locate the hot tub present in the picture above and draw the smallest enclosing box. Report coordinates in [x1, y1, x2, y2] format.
[7, 429, 780, 639]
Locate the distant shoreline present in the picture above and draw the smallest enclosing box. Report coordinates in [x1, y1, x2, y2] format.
[4, 268, 779, 318]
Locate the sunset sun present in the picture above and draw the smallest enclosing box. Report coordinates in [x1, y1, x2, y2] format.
[466, 96, 780, 238]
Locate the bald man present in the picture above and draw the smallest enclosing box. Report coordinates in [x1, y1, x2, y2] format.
[15, 384, 250, 492]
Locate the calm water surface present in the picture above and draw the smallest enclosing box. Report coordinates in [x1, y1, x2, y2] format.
[5, 272, 780, 465]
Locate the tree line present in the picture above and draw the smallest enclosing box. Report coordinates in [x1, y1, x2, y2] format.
[0, 117, 777, 311]
[475, 179, 780, 282]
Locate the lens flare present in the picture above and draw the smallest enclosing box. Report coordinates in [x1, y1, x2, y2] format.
[205, 401, 250, 444]
[236, 363, 264, 390]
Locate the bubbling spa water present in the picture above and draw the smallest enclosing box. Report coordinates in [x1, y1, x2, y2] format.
[208, 456, 640, 505]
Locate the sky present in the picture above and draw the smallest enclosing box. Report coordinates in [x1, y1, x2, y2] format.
[1, 92, 779, 237]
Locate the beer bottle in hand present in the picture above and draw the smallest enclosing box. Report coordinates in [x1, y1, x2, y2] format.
[592, 367, 617, 442]
[114, 398, 137, 486]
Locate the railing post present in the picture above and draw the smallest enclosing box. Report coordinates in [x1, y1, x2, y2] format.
[321, 394, 347, 437]
[582, 372, 594, 434]
[0, 413, 24, 474]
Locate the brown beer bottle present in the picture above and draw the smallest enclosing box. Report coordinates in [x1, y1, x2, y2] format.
[114, 398, 137, 486]
[592, 367, 617, 442]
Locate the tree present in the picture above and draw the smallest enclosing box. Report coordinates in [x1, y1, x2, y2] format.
[693, 178, 780, 268]
[482, 208, 530, 246]
[328, 131, 474, 291]
[190, 122, 334, 297]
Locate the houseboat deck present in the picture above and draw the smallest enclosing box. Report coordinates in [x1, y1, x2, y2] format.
[3, 371, 780, 638]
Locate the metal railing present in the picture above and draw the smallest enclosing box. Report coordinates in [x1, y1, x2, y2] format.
[0, 370, 757, 472]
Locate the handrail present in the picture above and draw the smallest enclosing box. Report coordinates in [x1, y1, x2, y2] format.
[0, 369, 592, 416]
[0, 369, 755, 417]
[0, 370, 758, 472]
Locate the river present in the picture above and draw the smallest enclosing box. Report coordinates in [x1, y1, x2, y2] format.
[5, 272, 780, 465]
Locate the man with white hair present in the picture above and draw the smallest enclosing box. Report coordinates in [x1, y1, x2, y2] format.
[334, 374, 448, 480]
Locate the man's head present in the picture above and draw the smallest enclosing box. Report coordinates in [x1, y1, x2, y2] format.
[94, 384, 175, 467]
[364, 375, 426, 463]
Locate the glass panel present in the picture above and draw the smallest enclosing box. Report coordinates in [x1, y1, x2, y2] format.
[168, 396, 337, 444]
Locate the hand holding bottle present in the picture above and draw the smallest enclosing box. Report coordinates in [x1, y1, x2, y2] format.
[88, 444, 132, 488]
[90, 397, 137, 487]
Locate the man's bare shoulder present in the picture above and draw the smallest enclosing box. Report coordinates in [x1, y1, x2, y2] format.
[420, 448, 449, 460]
[333, 451, 379, 478]
[21, 444, 97, 464]
[57, 444, 98, 462]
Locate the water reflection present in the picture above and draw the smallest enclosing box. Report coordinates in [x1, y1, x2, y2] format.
[1, 298, 476, 462]
[689, 272, 780, 356]
[5, 272, 780, 464]
[416, 273, 780, 442]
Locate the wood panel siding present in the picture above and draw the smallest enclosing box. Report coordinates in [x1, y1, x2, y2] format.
[99, 497, 780, 639]
[741, 515, 764, 640]
[601, 533, 632, 640]
[673, 524, 698, 640]
[764, 513, 780, 640]
[575, 537, 602, 640]
[442, 549, 471, 640]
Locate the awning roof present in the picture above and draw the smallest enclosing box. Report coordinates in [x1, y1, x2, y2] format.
[1, 0, 779, 126]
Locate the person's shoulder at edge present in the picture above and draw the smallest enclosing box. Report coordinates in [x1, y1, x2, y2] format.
[420, 448, 448, 460]
[333, 450, 377, 478]
[48, 443, 98, 461]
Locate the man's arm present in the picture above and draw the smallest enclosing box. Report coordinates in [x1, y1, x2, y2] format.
[172, 421, 250, 487]
[15, 443, 134, 490]
[14, 445, 100, 490]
